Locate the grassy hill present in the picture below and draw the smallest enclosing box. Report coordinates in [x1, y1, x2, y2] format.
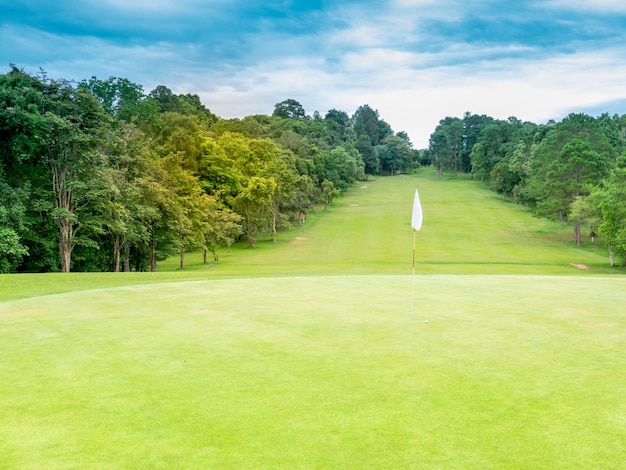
[1, 168, 625, 469]
[195, 167, 615, 276]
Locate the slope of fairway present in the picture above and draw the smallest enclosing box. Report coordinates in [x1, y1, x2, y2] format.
[171, 168, 617, 277]
[1, 275, 625, 469]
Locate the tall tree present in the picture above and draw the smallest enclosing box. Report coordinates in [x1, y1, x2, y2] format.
[95, 122, 155, 272]
[0, 169, 29, 272]
[597, 157, 626, 264]
[233, 176, 277, 246]
[529, 114, 614, 244]
[1, 68, 110, 272]
[429, 117, 464, 177]
[79, 76, 146, 122]
[263, 152, 299, 243]
[44, 83, 109, 272]
[204, 201, 242, 262]
[272, 99, 307, 119]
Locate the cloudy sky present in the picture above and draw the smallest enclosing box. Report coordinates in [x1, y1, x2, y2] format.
[3, 0, 626, 147]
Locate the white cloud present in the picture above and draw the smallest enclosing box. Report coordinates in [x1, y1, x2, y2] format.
[192, 40, 626, 149]
[5, 0, 626, 150]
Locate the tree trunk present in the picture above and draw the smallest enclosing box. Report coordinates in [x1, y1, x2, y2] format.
[272, 202, 278, 244]
[180, 243, 185, 269]
[113, 234, 121, 272]
[203, 248, 207, 264]
[149, 239, 157, 272]
[453, 148, 458, 175]
[574, 219, 581, 246]
[58, 218, 73, 273]
[609, 246, 615, 267]
[122, 243, 131, 272]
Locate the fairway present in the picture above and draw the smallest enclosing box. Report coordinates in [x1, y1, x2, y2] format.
[1, 170, 626, 469]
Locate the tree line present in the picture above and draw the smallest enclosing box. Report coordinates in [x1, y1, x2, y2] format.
[427, 112, 626, 265]
[0, 66, 420, 273]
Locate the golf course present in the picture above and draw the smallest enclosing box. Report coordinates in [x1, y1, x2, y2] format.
[1, 168, 625, 469]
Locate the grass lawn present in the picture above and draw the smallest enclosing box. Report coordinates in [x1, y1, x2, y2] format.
[1, 168, 625, 468]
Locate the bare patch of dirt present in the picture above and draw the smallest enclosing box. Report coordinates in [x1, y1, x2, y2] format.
[360, 185, 368, 189]
[570, 263, 590, 270]
[349, 204, 359, 207]
[290, 237, 308, 245]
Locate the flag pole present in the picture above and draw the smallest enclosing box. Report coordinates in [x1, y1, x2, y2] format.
[410, 188, 423, 313]
[411, 228, 416, 313]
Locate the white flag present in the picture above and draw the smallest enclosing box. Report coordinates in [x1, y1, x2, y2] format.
[411, 189, 423, 231]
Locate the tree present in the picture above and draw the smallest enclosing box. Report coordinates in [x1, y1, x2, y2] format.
[320, 179, 340, 211]
[272, 99, 307, 119]
[204, 203, 242, 262]
[321, 147, 363, 191]
[44, 84, 110, 272]
[292, 174, 316, 222]
[152, 112, 205, 172]
[351, 104, 383, 175]
[79, 76, 146, 122]
[197, 137, 245, 206]
[428, 128, 448, 178]
[470, 120, 516, 181]
[356, 134, 379, 174]
[529, 114, 614, 244]
[0, 172, 29, 272]
[263, 152, 299, 243]
[583, 156, 626, 265]
[233, 176, 277, 246]
[95, 122, 155, 272]
[158, 153, 212, 269]
[352, 105, 381, 145]
[1, 68, 110, 272]
[378, 134, 412, 174]
[461, 112, 494, 172]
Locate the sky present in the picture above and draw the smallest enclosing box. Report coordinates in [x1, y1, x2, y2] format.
[3, 0, 626, 148]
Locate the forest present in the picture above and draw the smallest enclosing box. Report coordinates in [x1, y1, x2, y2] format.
[0, 67, 419, 273]
[1, 65, 626, 273]
[427, 112, 626, 265]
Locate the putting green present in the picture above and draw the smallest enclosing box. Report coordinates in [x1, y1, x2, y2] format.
[2, 275, 625, 468]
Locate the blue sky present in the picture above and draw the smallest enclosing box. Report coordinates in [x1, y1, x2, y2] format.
[3, 0, 626, 147]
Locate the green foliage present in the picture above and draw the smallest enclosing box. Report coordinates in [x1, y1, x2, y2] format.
[79, 76, 146, 122]
[233, 176, 277, 246]
[529, 115, 614, 222]
[272, 98, 307, 119]
[7, 66, 626, 273]
[593, 157, 626, 264]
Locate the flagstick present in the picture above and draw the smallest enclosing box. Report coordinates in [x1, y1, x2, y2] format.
[411, 228, 416, 313]
[410, 188, 422, 314]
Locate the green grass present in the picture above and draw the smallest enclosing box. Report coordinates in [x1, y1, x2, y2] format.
[1, 168, 625, 469]
[2, 276, 625, 469]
